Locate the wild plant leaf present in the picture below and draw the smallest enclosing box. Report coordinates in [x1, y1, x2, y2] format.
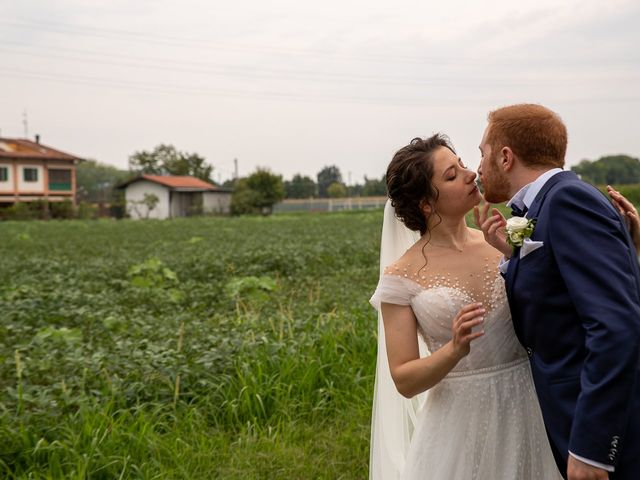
[35, 326, 82, 343]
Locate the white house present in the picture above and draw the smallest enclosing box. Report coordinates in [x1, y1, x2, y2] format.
[120, 175, 232, 220]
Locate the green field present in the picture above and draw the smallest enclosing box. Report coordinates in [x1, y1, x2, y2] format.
[0, 211, 387, 479]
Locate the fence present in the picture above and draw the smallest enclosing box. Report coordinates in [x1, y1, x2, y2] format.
[273, 196, 387, 213]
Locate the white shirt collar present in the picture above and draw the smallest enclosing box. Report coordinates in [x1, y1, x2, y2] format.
[506, 168, 564, 211]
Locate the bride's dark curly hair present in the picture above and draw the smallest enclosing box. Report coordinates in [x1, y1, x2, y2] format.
[386, 134, 455, 236]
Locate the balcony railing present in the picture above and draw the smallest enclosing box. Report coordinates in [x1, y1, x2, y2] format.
[48, 182, 72, 191]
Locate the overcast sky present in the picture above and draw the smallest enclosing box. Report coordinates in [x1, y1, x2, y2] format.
[1, 0, 639, 184]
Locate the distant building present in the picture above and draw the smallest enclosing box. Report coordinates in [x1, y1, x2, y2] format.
[0, 136, 82, 206]
[119, 174, 232, 219]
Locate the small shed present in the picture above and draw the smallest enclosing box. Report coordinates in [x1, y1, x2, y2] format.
[120, 175, 232, 220]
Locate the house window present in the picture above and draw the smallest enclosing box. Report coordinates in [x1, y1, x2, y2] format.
[0, 167, 7, 182]
[48, 169, 72, 191]
[23, 168, 38, 182]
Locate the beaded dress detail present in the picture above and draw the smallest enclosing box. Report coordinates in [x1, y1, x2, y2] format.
[370, 245, 562, 479]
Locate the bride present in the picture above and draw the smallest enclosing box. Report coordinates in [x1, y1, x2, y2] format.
[369, 134, 640, 479]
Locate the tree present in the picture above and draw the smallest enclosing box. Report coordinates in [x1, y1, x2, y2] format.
[128, 193, 160, 219]
[349, 183, 364, 196]
[129, 144, 214, 182]
[317, 165, 343, 198]
[284, 174, 316, 198]
[230, 179, 260, 215]
[231, 168, 285, 215]
[362, 174, 387, 196]
[327, 181, 347, 198]
[128, 147, 164, 174]
[571, 155, 640, 185]
[76, 159, 130, 203]
[164, 152, 213, 181]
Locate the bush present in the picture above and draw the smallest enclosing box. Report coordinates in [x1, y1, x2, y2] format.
[231, 186, 261, 215]
[231, 169, 285, 216]
[0, 201, 46, 220]
[30, 200, 49, 219]
[327, 182, 347, 198]
[78, 201, 98, 219]
[0, 200, 79, 221]
[50, 199, 75, 219]
[0, 203, 32, 220]
[110, 201, 127, 219]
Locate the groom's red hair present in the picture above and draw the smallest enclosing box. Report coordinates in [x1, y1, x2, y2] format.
[486, 104, 567, 169]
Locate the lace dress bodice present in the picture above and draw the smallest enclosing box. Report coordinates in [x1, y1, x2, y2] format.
[371, 259, 526, 374]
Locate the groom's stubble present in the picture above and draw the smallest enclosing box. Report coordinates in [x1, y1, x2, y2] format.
[481, 152, 512, 204]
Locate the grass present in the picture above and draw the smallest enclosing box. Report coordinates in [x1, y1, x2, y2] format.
[0, 206, 518, 478]
[0, 210, 383, 479]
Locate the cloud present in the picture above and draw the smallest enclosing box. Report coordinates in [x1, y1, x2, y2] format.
[0, 0, 638, 179]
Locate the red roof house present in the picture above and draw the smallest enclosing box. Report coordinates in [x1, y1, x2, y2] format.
[0, 136, 82, 205]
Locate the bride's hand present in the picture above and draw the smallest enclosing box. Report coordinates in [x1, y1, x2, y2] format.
[607, 185, 640, 256]
[450, 303, 485, 360]
[473, 203, 512, 258]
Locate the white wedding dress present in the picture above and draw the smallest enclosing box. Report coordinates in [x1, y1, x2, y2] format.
[370, 263, 563, 479]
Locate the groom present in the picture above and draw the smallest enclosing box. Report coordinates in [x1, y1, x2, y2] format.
[476, 104, 640, 480]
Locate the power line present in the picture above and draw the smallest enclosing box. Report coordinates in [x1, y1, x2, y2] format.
[0, 68, 488, 105]
[0, 18, 472, 65]
[5, 18, 638, 69]
[0, 45, 508, 87]
[2, 43, 637, 89]
[4, 68, 640, 107]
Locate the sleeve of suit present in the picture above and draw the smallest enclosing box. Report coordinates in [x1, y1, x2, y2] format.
[547, 183, 640, 466]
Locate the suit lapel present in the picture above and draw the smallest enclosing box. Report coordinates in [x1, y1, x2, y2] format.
[505, 170, 577, 313]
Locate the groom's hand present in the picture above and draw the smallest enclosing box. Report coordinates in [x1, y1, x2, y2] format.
[567, 456, 609, 480]
[473, 203, 511, 257]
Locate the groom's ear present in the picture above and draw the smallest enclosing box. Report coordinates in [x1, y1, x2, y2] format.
[501, 146, 516, 172]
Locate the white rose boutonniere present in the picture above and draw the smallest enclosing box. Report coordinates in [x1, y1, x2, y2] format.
[505, 216, 536, 248]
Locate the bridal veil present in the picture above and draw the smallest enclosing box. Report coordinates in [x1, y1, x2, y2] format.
[369, 199, 428, 479]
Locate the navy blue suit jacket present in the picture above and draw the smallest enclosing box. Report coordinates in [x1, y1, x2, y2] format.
[505, 171, 640, 479]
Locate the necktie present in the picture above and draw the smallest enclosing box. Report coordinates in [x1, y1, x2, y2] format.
[510, 204, 528, 217]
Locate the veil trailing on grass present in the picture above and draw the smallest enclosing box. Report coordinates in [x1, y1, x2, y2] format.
[370, 200, 429, 480]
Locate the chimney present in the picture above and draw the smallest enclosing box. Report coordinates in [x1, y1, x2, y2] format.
[35, 134, 40, 144]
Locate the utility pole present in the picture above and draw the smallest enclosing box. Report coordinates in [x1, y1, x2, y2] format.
[22, 109, 29, 138]
[233, 158, 238, 180]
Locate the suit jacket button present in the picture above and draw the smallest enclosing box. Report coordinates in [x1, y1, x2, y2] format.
[526, 347, 533, 357]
